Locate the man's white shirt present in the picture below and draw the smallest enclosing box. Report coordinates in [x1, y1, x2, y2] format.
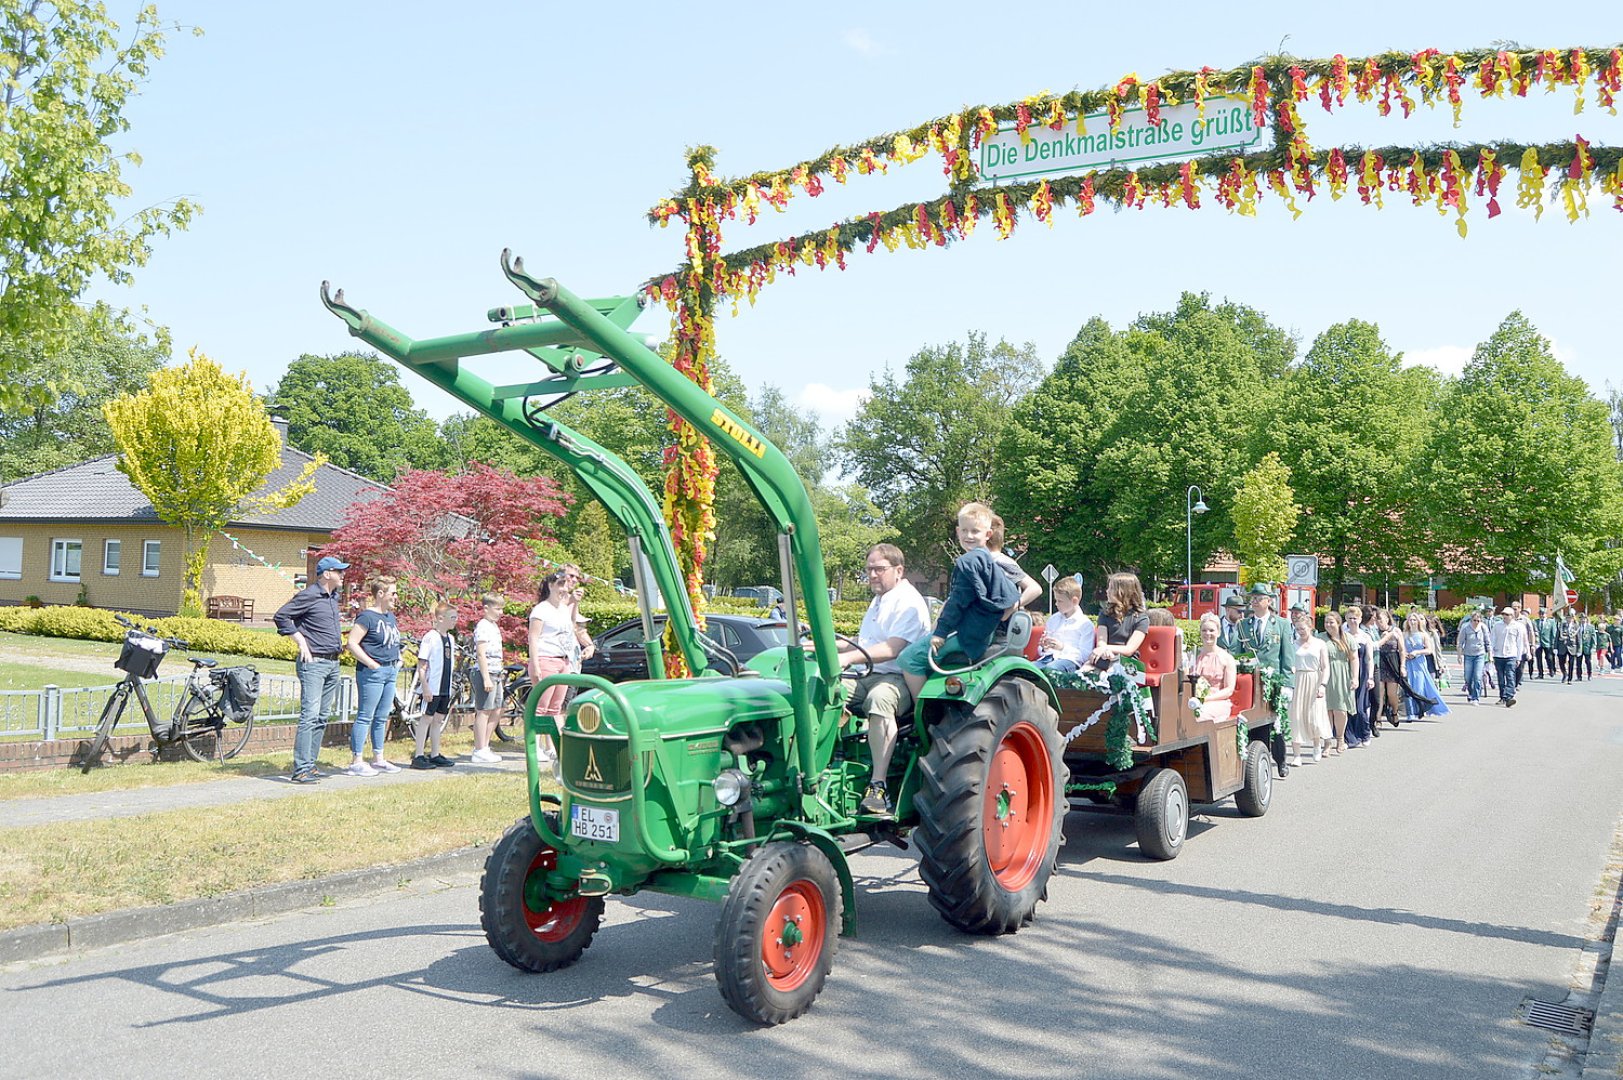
[859, 579, 931, 674]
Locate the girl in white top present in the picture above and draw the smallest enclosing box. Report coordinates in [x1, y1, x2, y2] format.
[529, 570, 594, 762]
[1290, 610, 1332, 765]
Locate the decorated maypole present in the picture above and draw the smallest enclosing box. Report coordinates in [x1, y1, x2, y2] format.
[649, 148, 724, 676]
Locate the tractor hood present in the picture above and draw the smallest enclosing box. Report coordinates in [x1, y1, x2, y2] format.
[569, 676, 795, 739]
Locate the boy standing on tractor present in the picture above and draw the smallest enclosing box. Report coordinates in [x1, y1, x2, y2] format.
[898, 502, 1020, 700]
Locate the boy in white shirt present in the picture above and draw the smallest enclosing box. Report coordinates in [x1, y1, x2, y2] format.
[470, 595, 506, 763]
[1036, 576, 1095, 673]
[411, 602, 459, 770]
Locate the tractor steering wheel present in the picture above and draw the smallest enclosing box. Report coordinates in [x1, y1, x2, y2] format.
[835, 635, 875, 678]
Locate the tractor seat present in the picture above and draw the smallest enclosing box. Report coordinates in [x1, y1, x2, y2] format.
[1229, 672, 1255, 720]
[931, 611, 1036, 677]
[1133, 625, 1179, 688]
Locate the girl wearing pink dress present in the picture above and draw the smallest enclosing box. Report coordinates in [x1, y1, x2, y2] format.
[1190, 613, 1237, 724]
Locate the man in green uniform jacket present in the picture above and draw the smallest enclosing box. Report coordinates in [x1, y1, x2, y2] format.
[1534, 609, 1560, 679]
[1237, 582, 1297, 779]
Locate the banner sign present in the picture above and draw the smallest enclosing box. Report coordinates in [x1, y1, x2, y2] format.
[976, 97, 1269, 183]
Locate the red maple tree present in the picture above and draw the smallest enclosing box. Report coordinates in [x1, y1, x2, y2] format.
[325, 463, 570, 644]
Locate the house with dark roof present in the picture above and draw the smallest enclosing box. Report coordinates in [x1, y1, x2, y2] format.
[0, 420, 385, 619]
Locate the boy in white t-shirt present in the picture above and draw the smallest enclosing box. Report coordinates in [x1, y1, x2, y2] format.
[411, 602, 459, 770]
[1036, 576, 1095, 673]
[469, 595, 506, 764]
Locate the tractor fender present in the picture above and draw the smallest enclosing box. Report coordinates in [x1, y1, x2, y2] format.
[919, 657, 1060, 715]
[770, 820, 857, 937]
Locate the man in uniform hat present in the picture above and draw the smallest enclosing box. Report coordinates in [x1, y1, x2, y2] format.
[1238, 582, 1297, 778]
[1216, 591, 1247, 652]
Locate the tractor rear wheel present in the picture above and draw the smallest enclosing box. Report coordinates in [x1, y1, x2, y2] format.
[914, 678, 1066, 935]
[480, 815, 603, 973]
[714, 841, 840, 1025]
[1134, 767, 1188, 860]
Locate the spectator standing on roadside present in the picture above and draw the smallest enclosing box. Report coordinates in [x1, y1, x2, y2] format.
[410, 602, 459, 770]
[1456, 608, 1492, 705]
[274, 555, 349, 784]
[344, 576, 403, 776]
[528, 571, 593, 764]
[469, 595, 507, 764]
[1491, 605, 1528, 706]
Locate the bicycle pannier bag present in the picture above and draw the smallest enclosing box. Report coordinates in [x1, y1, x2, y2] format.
[219, 666, 260, 723]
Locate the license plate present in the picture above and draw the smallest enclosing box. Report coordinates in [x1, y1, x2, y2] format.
[570, 805, 619, 843]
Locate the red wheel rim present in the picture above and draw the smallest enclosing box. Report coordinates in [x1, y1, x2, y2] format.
[981, 721, 1054, 891]
[523, 847, 587, 941]
[759, 880, 826, 992]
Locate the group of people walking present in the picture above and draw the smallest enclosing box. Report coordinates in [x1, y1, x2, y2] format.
[1456, 602, 1622, 701]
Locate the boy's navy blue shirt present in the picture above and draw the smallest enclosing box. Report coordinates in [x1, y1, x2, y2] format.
[933, 547, 1021, 661]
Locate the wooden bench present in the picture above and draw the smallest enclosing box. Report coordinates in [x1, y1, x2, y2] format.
[206, 595, 255, 622]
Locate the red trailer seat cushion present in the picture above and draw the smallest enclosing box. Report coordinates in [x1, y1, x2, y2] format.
[1135, 625, 1178, 687]
[1229, 672, 1254, 719]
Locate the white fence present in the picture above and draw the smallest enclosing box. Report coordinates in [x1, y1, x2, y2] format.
[0, 669, 417, 741]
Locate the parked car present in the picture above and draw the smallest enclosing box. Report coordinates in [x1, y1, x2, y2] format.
[727, 585, 784, 607]
[583, 614, 791, 682]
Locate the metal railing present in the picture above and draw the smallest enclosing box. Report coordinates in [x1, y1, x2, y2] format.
[0, 668, 416, 741]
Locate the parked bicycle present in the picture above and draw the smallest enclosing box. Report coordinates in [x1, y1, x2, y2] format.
[80, 615, 261, 772]
[494, 663, 532, 744]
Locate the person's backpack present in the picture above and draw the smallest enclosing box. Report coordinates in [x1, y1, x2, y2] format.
[219, 666, 260, 723]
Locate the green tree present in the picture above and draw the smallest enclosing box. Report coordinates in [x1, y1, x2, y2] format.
[104, 349, 320, 614]
[1260, 320, 1435, 600]
[838, 332, 1042, 577]
[0, 303, 166, 479]
[1418, 312, 1623, 596]
[1230, 452, 1301, 586]
[269, 352, 449, 480]
[0, 2, 198, 410]
[813, 482, 894, 599]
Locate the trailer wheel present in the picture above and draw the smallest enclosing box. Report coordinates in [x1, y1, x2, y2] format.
[1235, 739, 1273, 818]
[714, 841, 840, 1025]
[914, 678, 1066, 935]
[1135, 768, 1188, 860]
[480, 815, 603, 973]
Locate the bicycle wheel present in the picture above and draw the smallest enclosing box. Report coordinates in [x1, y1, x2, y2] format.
[494, 678, 529, 743]
[178, 688, 254, 763]
[81, 682, 128, 773]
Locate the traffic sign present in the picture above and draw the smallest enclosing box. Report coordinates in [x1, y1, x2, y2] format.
[1566, 588, 1579, 607]
[1041, 563, 1059, 583]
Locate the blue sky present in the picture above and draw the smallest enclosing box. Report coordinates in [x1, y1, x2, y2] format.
[91, 3, 1621, 430]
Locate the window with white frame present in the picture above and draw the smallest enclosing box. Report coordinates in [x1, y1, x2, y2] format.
[51, 539, 83, 582]
[142, 540, 161, 577]
[0, 537, 21, 580]
[104, 539, 122, 576]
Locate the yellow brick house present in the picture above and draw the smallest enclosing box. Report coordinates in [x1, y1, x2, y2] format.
[0, 423, 384, 619]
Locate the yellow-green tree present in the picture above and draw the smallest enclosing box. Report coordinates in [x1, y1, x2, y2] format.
[104, 349, 319, 614]
[1231, 452, 1300, 587]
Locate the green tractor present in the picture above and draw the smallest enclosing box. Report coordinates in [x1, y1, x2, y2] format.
[321, 253, 1067, 1024]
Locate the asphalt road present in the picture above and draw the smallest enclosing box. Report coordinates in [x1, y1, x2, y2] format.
[5, 671, 1622, 1079]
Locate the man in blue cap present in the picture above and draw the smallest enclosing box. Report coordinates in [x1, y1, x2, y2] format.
[274, 555, 350, 783]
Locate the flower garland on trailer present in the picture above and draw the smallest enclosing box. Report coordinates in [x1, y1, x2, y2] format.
[1047, 658, 1156, 771]
[1231, 652, 1294, 742]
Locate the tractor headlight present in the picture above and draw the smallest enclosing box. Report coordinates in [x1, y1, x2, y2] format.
[712, 768, 751, 807]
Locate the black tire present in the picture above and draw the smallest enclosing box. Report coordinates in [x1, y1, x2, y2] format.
[480, 815, 603, 973]
[1134, 767, 1188, 861]
[81, 684, 125, 773]
[914, 678, 1066, 935]
[714, 841, 840, 1025]
[178, 691, 254, 763]
[1234, 739, 1273, 818]
[387, 684, 424, 742]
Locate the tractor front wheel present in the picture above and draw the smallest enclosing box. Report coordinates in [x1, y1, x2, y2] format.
[480, 815, 604, 973]
[914, 678, 1066, 935]
[714, 841, 840, 1025]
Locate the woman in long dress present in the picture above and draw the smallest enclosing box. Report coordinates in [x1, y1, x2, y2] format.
[1319, 610, 1357, 753]
[1402, 611, 1451, 719]
[1190, 613, 1238, 724]
[1290, 610, 1332, 764]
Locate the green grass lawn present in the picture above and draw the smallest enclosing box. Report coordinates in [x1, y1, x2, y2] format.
[0, 630, 301, 678]
[0, 661, 120, 692]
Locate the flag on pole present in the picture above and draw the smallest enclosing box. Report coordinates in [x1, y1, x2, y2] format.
[1555, 554, 1575, 584]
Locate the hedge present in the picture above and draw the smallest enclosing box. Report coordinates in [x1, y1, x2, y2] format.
[0, 605, 302, 662]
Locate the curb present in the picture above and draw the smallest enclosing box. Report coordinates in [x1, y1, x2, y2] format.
[1585, 921, 1623, 1077]
[0, 843, 493, 967]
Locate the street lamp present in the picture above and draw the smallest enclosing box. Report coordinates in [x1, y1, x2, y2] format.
[1186, 485, 1209, 593]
